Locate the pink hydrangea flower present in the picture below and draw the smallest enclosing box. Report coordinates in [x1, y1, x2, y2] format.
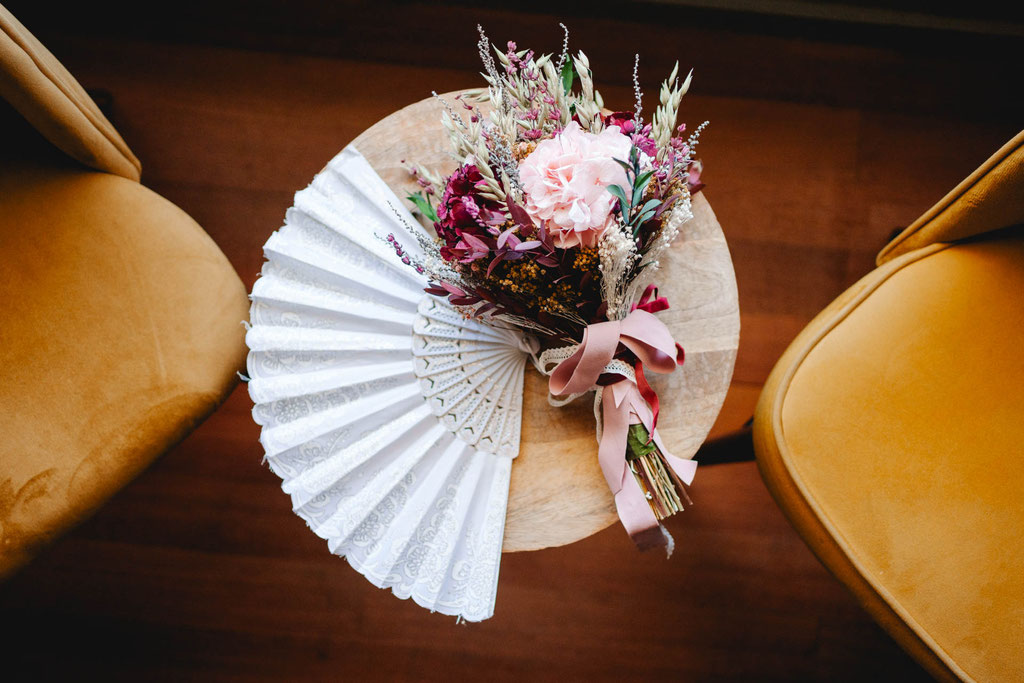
[518, 122, 632, 248]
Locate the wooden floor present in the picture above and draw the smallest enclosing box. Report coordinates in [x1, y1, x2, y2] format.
[2, 10, 1020, 681]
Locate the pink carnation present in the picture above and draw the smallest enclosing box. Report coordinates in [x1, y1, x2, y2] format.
[518, 122, 632, 248]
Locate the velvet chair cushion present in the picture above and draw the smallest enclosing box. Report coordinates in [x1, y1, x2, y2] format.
[754, 228, 1024, 681]
[0, 159, 249, 578]
[0, 5, 140, 180]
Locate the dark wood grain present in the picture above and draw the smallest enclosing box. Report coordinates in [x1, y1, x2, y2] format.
[7, 1, 1023, 122]
[1, 17, 1018, 680]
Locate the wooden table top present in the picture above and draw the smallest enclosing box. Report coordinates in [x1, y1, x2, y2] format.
[352, 92, 740, 551]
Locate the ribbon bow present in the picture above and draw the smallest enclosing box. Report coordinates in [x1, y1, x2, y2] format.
[548, 303, 695, 551]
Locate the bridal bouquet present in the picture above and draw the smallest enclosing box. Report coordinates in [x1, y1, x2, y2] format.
[392, 25, 707, 550]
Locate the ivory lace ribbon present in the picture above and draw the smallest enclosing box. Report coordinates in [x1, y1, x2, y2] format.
[534, 308, 696, 551]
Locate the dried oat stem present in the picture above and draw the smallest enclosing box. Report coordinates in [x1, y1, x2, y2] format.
[630, 451, 686, 519]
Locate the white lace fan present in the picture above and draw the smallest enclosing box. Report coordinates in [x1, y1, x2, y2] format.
[246, 146, 532, 621]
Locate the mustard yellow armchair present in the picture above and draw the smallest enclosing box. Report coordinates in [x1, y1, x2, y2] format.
[754, 131, 1024, 681]
[0, 6, 248, 578]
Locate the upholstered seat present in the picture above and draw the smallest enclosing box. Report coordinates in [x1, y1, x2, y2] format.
[754, 131, 1024, 681]
[0, 5, 248, 578]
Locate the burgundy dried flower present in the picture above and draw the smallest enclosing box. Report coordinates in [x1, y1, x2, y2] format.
[604, 111, 636, 135]
[435, 164, 507, 263]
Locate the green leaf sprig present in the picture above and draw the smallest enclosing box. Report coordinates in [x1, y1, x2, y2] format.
[607, 146, 660, 238]
[406, 190, 439, 224]
[626, 423, 659, 461]
[560, 60, 576, 95]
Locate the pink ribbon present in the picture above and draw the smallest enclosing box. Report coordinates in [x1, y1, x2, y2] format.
[548, 308, 696, 550]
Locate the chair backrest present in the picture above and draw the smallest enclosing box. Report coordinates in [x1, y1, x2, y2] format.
[878, 129, 1024, 264]
[0, 4, 140, 180]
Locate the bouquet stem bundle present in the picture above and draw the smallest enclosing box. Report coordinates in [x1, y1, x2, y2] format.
[630, 450, 691, 520]
[626, 421, 692, 520]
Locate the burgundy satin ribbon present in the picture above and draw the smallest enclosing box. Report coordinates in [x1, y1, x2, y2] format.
[548, 307, 695, 550]
[632, 284, 670, 314]
[632, 285, 685, 435]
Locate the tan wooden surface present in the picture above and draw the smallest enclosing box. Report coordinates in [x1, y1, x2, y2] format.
[353, 92, 740, 551]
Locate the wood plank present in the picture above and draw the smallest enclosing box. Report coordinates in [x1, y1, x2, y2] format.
[12, 1, 1022, 121]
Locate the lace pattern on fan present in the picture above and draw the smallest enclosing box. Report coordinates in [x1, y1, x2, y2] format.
[412, 296, 530, 458]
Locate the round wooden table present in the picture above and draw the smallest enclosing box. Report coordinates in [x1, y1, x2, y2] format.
[352, 92, 740, 552]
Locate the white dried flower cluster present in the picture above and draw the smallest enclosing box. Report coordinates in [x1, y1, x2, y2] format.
[632, 54, 643, 126]
[476, 24, 502, 87]
[641, 189, 691, 270]
[686, 120, 710, 153]
[555, 22, 570, 72]
[597, 220, 641, 320]
[621, 191, 692, 305]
